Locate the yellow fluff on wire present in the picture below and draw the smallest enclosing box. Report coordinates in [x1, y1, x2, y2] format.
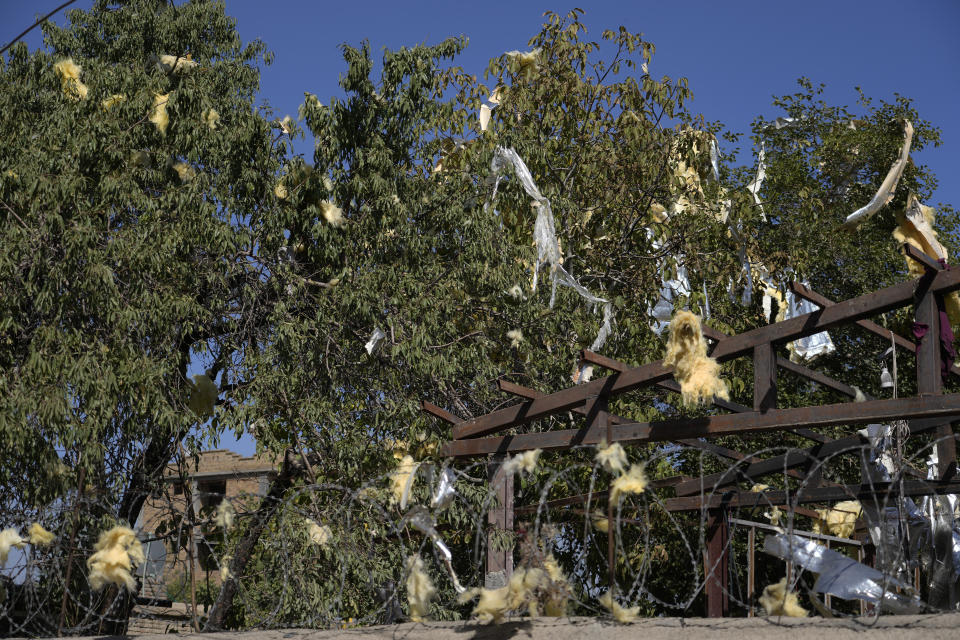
[307, 519, 332, 548]
[188, 373, 218, 417]
[0, 528, 26, 566]
[28, 523, 55, 546]
[459, 566, 546, 622]
[599, 591, 639, 623]
[595, 440, 628, 475]
[86, 526, 145, 592]
[662, 311, 729, 407]
[53, 58, 88, 100]
[501, 449, 540, 476]
[610, 464, 648, 503]
[759, 578, 808, 617]
[405, 555, 437, 622]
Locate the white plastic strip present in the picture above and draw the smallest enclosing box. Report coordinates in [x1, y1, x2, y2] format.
[841, 120, 914, 229]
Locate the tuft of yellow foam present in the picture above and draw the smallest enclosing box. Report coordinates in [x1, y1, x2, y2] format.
[506, 329, 524, 348]
[406, 555, 437, 622]
[156, 54, 197, 74]
[812, 500, 861, 538]
[610, 464, 648, 503]
[307, 519, 332, 548]
[188, 373, 218, 417]
[101, 94, 125, 110]
[599, 590, 639, 623]
[28, 523, 55, 546]
[663, 311, 729, 407]
[172, 162, 195, 183]
[892, 193, 960, 328]
[759, 578, 807, 617]
[391, 455, 417, 504]
[53, 58, 88, 100]
[595, 440, 628, 476]
[215, 500, 235, 529]
[591, 509, 609, 533]
[0, 529, 26, 565]
[203, 108, 219, 131]
[220, 554, 232, 580]
[505, 48, 541, 80]
[320, 201, 344, 227]
[150, 92, 171, 134]
[502, 449, 540, 476]
[86, 526, 145, 591]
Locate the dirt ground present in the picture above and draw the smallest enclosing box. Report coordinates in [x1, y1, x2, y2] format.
[60, 613, 960, 640]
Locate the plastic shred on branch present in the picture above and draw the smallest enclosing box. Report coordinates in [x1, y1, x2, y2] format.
[841, 120, 913, 229]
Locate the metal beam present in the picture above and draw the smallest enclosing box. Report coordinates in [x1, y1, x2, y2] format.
[663, 479, 960, 512]
[442, 395, 960, 458]
[450, 268, 960, 440]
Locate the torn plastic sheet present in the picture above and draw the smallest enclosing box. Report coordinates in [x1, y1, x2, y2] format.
[404, 506, 466, 594]
[365, 327, 387, 355]
[488, 147, 615, 379]
[764, 533, 922, 613]
[430, 467, 456, 511]
[842, 120, 914, 229]
[783, 283, 835, 360]
[709, 140, 720, 182]
[745, 142, 767, 220]
[649, 261, 691, 336]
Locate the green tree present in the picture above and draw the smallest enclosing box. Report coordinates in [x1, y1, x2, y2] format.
[0, 0, 284, 632]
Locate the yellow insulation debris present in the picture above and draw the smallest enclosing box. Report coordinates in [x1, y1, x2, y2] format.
[405, 555, 437, 622]
[599, 590, 639, 623]
[101, 94, 125, 110]
[150, 92, 171, 134]
[812, 500, 861, 538]
[188, 373, 218, 417]
[591, 509, 609, 533]
[307, 519, 332, 547]
[610, 464, 648, 503]
[28, 523, 55, 546]
[759, 578, 808, 617]
[595, 440, 628, 475]
[320, 201, 344, 227]
[391, 454, 417, 504]
[0, 529, 26, 565]
[460, 566, 550, 622]
[663, 311, 729, 407]
[215, 500, 235, 529]
[156, 54, 197, 74]
[893, 193, 960, 328]
[53, 58, 88, 100]
[86, 526, 145, 591]
[502, 449, 540, 476]
[203, 108, 220, 131]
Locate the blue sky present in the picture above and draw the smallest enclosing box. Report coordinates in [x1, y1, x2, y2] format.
[3, 0, 958, 456]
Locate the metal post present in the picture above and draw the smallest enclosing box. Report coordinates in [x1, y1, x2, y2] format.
[747, 525, 755, 617]
[705, 510, 729, 617]
[485, 457, 514, 587]
[916, 287, 957, 478]
[753, 342, 777, 412]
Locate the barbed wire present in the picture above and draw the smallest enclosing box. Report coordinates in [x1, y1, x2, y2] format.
[2, 434, 959, 636]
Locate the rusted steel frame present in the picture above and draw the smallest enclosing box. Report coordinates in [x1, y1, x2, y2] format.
[580, 349, 754, 414]
[498, 378, 791, 476]
[915, 275, 958, 479]
[704, 510, 730, 617]
[753, 342, 777, 412]
[486, 457, 514, 579]
[904, 244, 944, 272]
[700, 326, 869, 403]
[663, 478, 960, 512]
[452, 269, 960, 441]
[421, 400, 463, 425]
[442, 395, 960, 458]
[789, 281, 917, 358]
[513, 478, 692, 515]
[672, 416, 943, 496]
[579, 352, 833, 453]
